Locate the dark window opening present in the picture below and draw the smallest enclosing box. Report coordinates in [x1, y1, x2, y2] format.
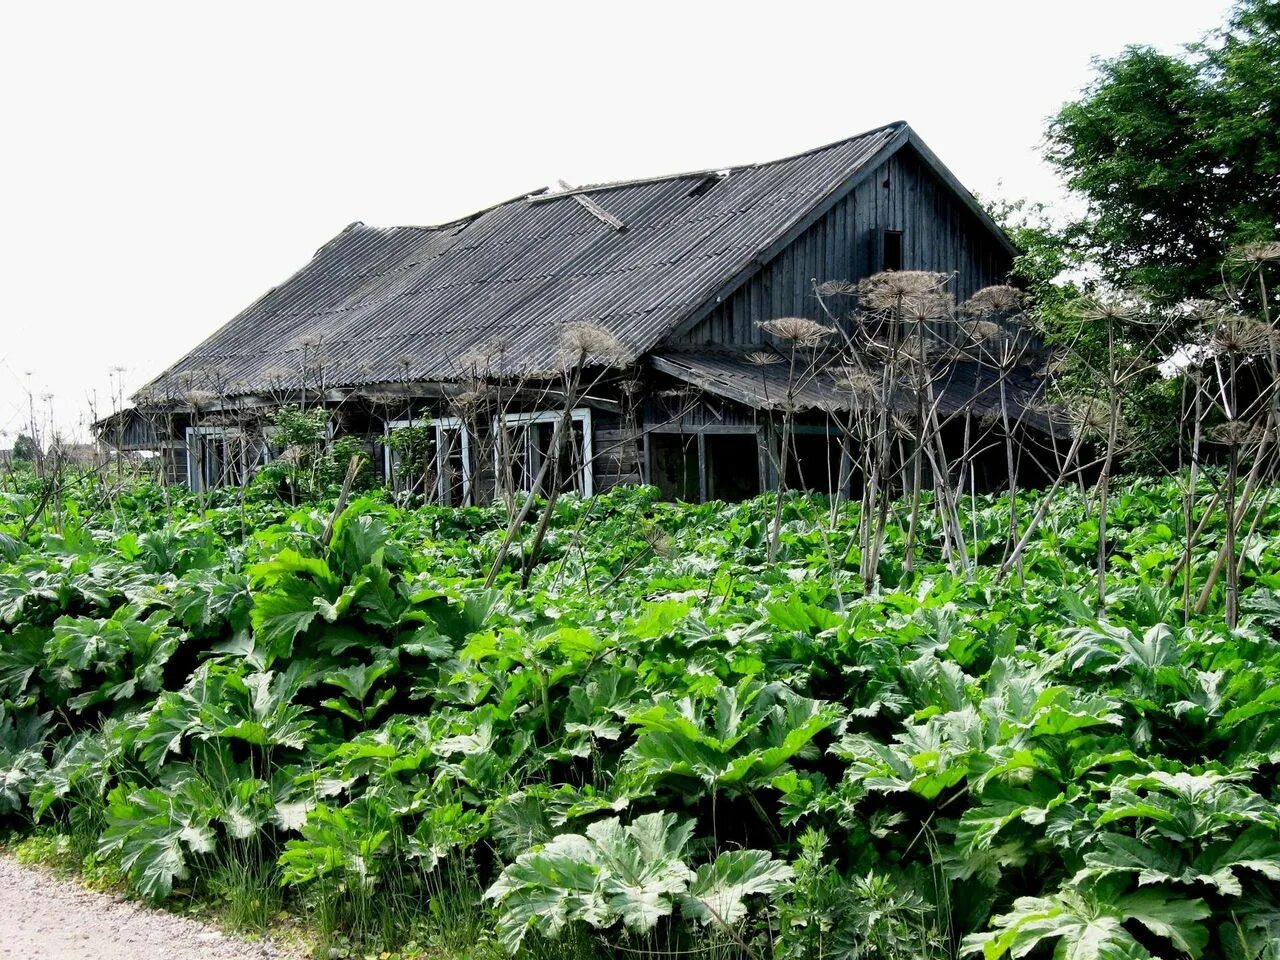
[785, 431, 848, 497]
[705, 433, 761, 502]
[650, 433, 700, 501]
[882, 230, 903, 271]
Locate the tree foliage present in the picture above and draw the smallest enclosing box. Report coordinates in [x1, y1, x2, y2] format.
[1046, 0, 1280, 302]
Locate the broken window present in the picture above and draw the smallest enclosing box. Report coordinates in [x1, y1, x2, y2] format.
[498, 409, 593, 497]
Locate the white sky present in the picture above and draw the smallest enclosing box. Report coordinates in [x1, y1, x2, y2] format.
[0, 0, 1233, 443]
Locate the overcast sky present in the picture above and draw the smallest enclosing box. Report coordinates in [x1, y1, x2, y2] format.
[0, 0, 1234, 443]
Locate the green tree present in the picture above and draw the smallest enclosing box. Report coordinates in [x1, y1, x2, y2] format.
[11, 434, 39, 463]
[1046, 0, 1280, 303]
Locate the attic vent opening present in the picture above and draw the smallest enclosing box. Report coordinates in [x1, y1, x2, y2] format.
[881, 230, 904, 272]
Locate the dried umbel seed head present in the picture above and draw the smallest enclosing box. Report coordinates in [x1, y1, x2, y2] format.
[832, 366, 881, 399]
[295, 334, 323, 350]
[184, 389, 218, 410]
[889, 411, 919, 437]
[962, 319, 1003, 344]
[1228, 242, 1280, 266]
[816, 278, 859, 297]
[1067, 396, 1113, 439]
[277, 444, 309, 465]
[450, 386, 490, 416]
[643, 525, 672, 557]
[1075, 293, 1149, 324]
[261, 365, 294, 385]
[561, 322, 631, 365]
[1042, 351, 1073, 378]
[1210, 420, 1265, 447]
[964, 285, 1025, 316]
[894, 332, 933, 362]
[360, 391, 401, 408]
[747, 350, 785, 366]
[900, 291, 952, 322]
[1206, 314, 1276, 357]
[758, 316, 837, 345]
[858, 270, 949, 312]
[978, 407, 1004, 429]
[1176, 299, 1225, 324]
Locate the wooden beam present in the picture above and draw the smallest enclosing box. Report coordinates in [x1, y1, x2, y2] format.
[573, 193, 626, 231]
[525, 168, 723, 205]
[553, 180, 626, 232]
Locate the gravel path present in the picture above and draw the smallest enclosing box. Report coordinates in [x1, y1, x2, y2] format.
[0, 855, 297, 960]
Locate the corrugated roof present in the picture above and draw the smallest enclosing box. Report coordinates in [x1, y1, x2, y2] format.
[138, 123, 910, 402]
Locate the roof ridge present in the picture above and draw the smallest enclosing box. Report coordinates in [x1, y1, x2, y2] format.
[365, 122, 911, 225]
[528, 121, 908, 201]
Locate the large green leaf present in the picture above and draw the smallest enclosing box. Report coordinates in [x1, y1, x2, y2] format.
[682, 849, 794, 927]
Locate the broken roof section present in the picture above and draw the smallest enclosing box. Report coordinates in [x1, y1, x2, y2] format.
[137, 122, 1013, 404]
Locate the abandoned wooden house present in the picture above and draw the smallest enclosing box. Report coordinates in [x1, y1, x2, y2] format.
[99, 121, 1054, 503]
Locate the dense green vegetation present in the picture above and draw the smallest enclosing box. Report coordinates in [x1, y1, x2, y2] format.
[3, 474, 1280, 960]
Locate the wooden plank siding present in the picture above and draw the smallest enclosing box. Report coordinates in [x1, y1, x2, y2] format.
[673, 148, 1013, 348]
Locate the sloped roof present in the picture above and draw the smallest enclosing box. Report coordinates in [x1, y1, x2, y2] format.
[139, 121, 1013, 403]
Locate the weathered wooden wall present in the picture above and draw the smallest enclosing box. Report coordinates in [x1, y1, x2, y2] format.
[673, 146, 1013, 347]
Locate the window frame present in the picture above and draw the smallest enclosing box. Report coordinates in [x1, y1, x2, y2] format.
[496, 407, 594, 498]
[185, 425, 266, 491]
[384, 416, 473, 505]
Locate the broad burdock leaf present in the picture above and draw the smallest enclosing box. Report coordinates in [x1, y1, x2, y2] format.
[681, 850, 794, 926]
[99, 778, 220, 900]
[249, 576, 326, 661]
[963, 884, 1209, 960]
[29, 725, 118, 818]
[486, 811, 782, 951]
[627, 679, 839, 792]
[278, 797, 395, 891]
[0, 699, 49, 814]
